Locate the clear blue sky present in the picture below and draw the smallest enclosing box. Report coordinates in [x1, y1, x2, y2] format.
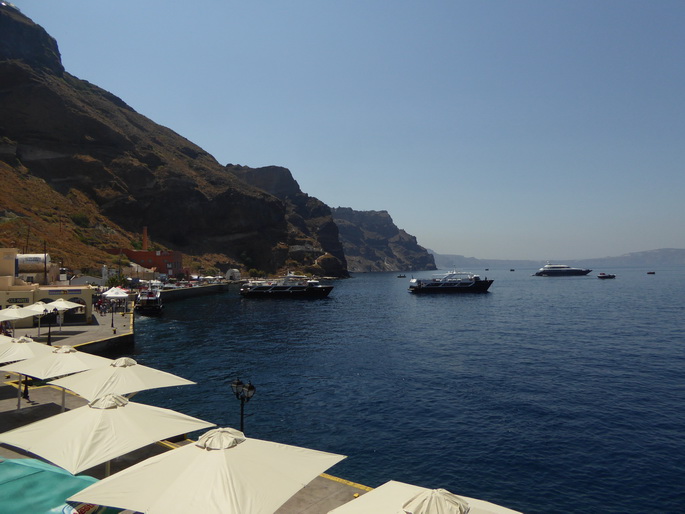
[17, 1, 685, 260]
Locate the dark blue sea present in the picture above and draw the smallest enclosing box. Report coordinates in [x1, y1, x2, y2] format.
[131, 267, 685, 513]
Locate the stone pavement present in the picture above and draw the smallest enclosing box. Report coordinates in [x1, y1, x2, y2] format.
[0, 308, 371, 513]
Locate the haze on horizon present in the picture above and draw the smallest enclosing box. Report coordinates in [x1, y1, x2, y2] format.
[16, 1, 685, 261]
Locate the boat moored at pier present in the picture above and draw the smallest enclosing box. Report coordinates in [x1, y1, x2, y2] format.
[134, 289, 163, 315]
[408, 271, 493, 294]
[534, 263, 592, 277]
[239, 273, 333, 298]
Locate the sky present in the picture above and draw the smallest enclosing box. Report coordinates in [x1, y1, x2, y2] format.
[15, 1, 685, 260]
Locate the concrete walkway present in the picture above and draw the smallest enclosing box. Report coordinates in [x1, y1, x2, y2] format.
[0, 308, 371, 513]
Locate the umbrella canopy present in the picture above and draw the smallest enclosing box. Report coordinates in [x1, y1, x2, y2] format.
[0, 305, 34, 322]
[328, 481, 522, 514]
[0, 394, 215, 475]
[102, 287, 129, 300]
[69, 426, 346, 514]
[0, 345, 112, 380]
[0, 458, 117, 514]
[20, 300, 59, 316]
[50, 357, 196, 401]
[0, 335, 53, 364]
[48, 298, 84, 311]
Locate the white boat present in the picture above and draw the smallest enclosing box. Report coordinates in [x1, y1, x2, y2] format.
[534, 263, 592, 277]
[408, 271, 493, 294]
[239, 273, 333, 298]
[134, 289, 163, 315]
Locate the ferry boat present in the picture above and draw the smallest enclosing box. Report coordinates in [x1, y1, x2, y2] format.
[239, 273, 333, 298]
[408, 271, 493, 294]
[134, 289, 163, 315]
[534, 263, 592, 277]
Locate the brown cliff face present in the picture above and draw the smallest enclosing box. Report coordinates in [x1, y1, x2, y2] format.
[228, 165, 349, 277]
[0, 5, 308, 274]
[332, 207, 436, 272]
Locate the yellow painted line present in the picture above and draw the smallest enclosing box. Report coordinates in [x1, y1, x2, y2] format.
[320, 473, 373, 492]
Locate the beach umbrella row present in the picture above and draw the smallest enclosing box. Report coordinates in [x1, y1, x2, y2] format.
[0, 344, 348, 513]
[0, 299, 83, 336]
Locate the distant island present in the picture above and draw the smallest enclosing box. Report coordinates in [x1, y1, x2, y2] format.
[430, 248, 685, 270]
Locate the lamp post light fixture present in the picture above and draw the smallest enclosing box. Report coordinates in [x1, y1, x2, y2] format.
[230, 378, 256, 432]
[44, 307, 59, 346]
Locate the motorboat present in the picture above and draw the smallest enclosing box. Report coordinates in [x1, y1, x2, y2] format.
[239, 273, 333, 298]
[597, 273, 616, 279]
[134, 289, 163, 315]
[408, 271, 493, 294]
[534, 263, 592, 277]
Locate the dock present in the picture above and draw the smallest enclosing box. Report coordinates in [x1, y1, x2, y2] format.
[0, 303, 371, 513]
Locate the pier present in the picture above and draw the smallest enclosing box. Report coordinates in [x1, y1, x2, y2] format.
[0, 295, 370, 513]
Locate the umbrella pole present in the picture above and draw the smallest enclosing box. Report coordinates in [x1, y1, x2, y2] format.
[105, 460, 111, 477]
[61, 387, 66, 412]
[16, 374, 21, 410]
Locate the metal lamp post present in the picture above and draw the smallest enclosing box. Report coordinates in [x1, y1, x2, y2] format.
[44, 307, 58, 346]
[230, 378, 256, 432]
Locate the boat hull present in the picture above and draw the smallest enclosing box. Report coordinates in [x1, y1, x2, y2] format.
[239, 285, 333, 298]
[409, 279, 493, 294]
[534, 270, 591, 276]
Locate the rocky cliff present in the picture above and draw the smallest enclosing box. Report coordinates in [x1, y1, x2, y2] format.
[228, 165, 348, 277]
[332, 207, 436, 272]
[0, 5, 345, 275]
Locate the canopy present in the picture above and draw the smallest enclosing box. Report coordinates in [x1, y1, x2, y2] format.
[0, 345, 111, 380]
[0, 305, 34, 322]
[50, 357, 196, 401]
[20, 301, 59, 316]
[102, 287, 129, 299]
[70, 426, 346, 514]
[0, 458, 118, 514]
[0, 394, 215, 475]
[0, 336, 53, 364]
[328, 480, 522, 514]
[47, 298, 84, 311]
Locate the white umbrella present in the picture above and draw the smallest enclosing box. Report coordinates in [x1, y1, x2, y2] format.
[102, 287, 129, 300]
[50, 357, 196, 401]
[0, 305, 35, 337]
[0, 336, 53, 364]
[0, 345, 112, 410]
[0, 394, 215, 475]
[328, 480, 522, 514]
[19, 301, 60, 337]
[48, 298, 83, 311]
[45, 299, 83, 332]
[0, 345, 112, 381]
[69, 426, 346, 514]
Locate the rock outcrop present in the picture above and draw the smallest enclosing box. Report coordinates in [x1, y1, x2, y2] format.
[332, 208, 436, 272]
[228, 165, 348, 277]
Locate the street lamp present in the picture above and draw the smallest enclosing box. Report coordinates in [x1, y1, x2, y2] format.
[43, 307, 59, 346]
[230, 378, 256, 432]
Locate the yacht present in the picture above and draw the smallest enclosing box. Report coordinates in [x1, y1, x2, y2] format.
[408, 271, 493, 294]
[239, 273, 333, 298]
[534, 263, 592, 277]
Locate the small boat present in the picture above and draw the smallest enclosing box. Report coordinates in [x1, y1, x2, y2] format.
[534, 263, 592, 277]
[647, 271, 656, 275]
[134, 289, 163, 315]
[597, 273, 616, 279]
[397, 274, 406, 278]
[239, 273, 333, 298]
[408, 271, 493, 294]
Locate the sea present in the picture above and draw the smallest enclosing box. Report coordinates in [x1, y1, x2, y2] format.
[130, 267, 685, 513]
